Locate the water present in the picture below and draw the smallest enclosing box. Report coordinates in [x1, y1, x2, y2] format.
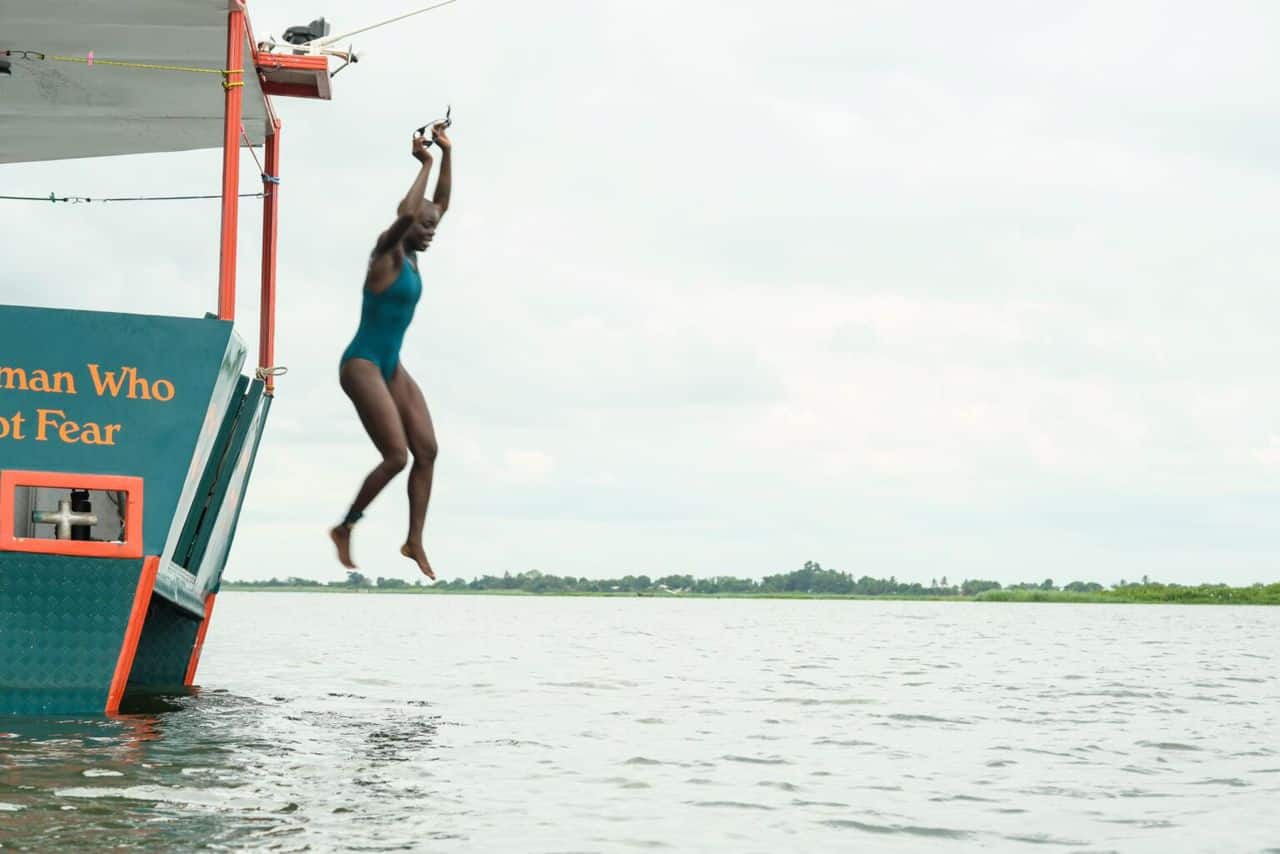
[2, 594, 1279, 851]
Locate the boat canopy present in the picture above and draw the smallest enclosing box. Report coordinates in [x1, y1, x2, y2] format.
[0, 0, 271, 164]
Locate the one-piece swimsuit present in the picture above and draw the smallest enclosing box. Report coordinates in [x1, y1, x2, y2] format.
[339, 256, 422, 380]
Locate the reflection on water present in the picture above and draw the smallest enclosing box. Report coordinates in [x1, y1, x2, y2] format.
[2, 594, 1280, 851]
[0, 689, 446, 850]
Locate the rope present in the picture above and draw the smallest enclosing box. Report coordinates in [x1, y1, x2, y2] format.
[49, 55, 229, 75]
[316, 0, 461, 44]
[244, 134, 265, 176]
[256, 366, 289, 379]
[3, 130, 276, 204]
[8, 52, 242, 87]
[0, 192, 265, 204]
[241, 125, 270, 183]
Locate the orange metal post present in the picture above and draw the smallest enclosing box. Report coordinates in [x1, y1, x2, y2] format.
[218, 8, 246, 321]
[260, 120, 281, 392]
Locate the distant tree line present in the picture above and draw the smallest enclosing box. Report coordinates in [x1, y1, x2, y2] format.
[229, 573, 419, 589]
[223, 562, 1280, 602]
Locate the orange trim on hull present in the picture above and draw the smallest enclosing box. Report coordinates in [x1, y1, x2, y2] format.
[105, 555, 161, 715]
[184, 593, 218, 686]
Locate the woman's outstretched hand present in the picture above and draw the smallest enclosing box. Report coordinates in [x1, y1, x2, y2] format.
[412, 134, 434, 165]
[431, 122, 451, 152]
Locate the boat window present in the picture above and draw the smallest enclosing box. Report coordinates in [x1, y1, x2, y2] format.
[11, 486, 129, 545]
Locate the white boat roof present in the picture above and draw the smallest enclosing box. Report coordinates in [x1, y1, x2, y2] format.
[0, 0, 271, 164]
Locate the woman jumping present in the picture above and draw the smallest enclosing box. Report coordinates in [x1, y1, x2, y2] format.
[330, 123, 452, 579]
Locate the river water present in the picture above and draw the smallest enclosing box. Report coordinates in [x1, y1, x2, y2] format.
[1, 594, 1278, 851]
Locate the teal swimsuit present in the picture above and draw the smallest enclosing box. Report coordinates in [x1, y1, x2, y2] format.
[340, 256, 422, 380]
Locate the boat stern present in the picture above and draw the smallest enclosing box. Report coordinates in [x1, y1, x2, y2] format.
[0, 304, 267, 714]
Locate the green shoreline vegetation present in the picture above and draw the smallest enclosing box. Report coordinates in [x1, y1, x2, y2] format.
[223, 561, 1280, 605]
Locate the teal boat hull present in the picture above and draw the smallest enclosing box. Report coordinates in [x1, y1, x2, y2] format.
[0, 304, 269, 715]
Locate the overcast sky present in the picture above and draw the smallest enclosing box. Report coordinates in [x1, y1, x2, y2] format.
[5, 0, 1280, 586]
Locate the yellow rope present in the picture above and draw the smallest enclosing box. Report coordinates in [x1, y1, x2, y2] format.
[49, 55, 236, 76]
[48, 54, 245, 90]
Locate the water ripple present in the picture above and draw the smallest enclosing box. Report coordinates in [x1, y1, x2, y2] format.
[821, 819, 972, 839]
[0, 595, 1276, 851]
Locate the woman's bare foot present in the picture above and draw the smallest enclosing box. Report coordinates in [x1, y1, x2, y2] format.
[400, 542, 435, 580]
[330, 525, 356, 569]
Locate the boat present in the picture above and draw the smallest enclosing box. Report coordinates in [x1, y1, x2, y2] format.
[0, 1, 338, 715]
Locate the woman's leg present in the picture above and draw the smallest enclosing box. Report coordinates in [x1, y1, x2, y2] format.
[330, 359, 410, 568]
[388, 364, 438, 579]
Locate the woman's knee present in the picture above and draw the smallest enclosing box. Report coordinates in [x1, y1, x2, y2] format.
[382, 446, 410, 473]
[413, 436, 438, 465]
